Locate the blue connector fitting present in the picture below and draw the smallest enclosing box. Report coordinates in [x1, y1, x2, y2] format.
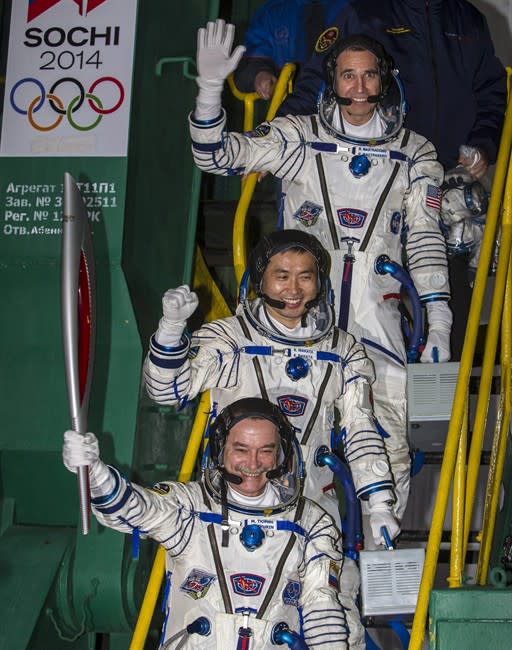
[240, 523, 265, 551]
[349, 154, 371, 178]
[186, 616, 211, 636]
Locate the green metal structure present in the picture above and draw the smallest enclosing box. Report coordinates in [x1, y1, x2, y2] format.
[0, 0, 511, 648]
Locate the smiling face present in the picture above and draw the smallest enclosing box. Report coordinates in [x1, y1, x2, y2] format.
[260, 249, 318, 328]
[334, 47, 381, 126]
[223, 417, 279, 497]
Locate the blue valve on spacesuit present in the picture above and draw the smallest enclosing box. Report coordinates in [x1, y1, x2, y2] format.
[349, 154, 371, 178]
[186, 616, 211, 636]
[285, 356, 309, 381]
[271, 622, 308, 649]
[240, 523, 265, 551]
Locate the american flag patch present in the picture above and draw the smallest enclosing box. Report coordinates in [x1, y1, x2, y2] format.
[425, 184, 442, 210]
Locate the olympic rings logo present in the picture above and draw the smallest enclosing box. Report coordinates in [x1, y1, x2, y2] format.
[9, 76, 125, 131]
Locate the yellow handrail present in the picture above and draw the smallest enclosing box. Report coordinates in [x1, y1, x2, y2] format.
[447, 392, 468, 588]
[463, 159, 512, 562]
[232, 63, 296, 287]
[476, 164, 512, 584]
[227, 75, 261, 133]
[409, 70, 512, 648]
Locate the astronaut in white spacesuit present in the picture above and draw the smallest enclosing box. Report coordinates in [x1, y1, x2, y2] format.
[63, 397, 348, 649]
[144, 229, 400, 649]
[188, 19, 453, 521]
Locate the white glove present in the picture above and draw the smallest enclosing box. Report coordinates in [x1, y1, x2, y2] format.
[421, 301, 453, 363]
[368, 490, 401, 547]
[195, 19, 245, 120]
[63, 430, 116, 498]
[154, 285, 199, 347]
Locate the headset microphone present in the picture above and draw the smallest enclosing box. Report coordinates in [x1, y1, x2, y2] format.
[367, 93, 384, 103]
[220, 469, 243, 485]
[261, 293, 286, 310]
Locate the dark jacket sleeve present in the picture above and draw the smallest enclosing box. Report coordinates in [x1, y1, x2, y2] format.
[234, 56, 279, 93]
[465, 13, 506, 164]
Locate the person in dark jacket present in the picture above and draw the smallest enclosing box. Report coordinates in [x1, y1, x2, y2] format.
[278, 0, 507, 172]
[234, 0, 349, 99]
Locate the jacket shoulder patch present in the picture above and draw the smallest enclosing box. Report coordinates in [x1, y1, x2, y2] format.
[315, 26, 339, 52]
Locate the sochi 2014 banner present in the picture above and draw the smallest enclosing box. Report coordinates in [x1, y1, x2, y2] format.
[0, 0, 138, 156]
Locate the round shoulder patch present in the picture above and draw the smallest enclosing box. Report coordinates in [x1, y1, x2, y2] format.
[315, 26, 340, 53]
[244, 123, 271, 139]
[148, 482, 171, 495]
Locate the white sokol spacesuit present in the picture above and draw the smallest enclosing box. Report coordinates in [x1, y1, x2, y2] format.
[188, 25, 452, 520]
[144, 230, 399, 650]
[63, 398, 348, 649]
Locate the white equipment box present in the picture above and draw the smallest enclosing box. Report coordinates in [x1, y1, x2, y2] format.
[407, 362, 460, 450]
[359, 546, 425, 617]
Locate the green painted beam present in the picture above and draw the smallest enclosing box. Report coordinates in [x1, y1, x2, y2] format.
[0, 526, 74, 650]
[429, 587, 512, 649]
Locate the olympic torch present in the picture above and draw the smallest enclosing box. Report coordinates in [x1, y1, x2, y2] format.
[61, 172, 96, 535]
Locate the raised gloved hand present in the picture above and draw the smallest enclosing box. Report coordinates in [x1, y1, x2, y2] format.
[368, 490, 401, 547]
[154, 285, 199, 347]
[195, 19, 246, 120]
[421, 301, 453, 363]
[63, 430, 115, 498]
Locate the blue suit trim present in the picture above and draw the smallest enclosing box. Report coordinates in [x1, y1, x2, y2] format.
[420, 293, 451, 304]
[360, 337, 405, 367]
[357, 482, 395, 500]
[90, 466, 121, 506]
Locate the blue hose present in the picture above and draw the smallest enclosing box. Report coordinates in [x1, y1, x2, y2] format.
[271, 623, 308, 649]
[374, 255, 423, 363]
[315, 447, 362, 560]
